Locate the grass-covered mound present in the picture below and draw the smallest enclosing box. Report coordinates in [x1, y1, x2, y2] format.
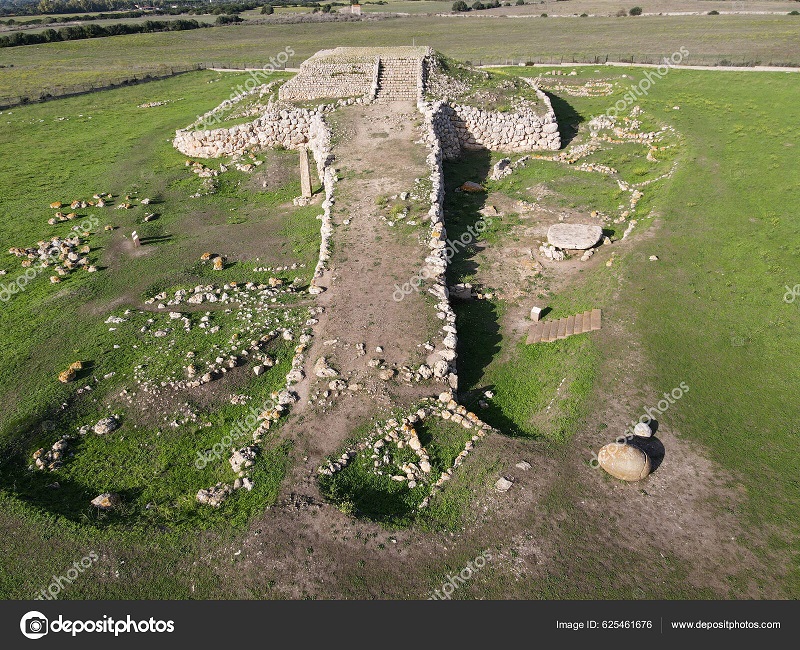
[426, 52, 542, 112]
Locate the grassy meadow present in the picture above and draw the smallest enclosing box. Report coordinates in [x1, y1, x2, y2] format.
[0, 69, 324, 598]
[490, 64, 800, 595]
[1, 13, 799, 103]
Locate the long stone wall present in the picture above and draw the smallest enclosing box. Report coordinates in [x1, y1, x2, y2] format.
[173, 106, 316, 158]
[417, 98, 459, 392]
[307, 113, 335, 289]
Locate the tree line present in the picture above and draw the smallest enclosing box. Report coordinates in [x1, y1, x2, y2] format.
[0, 17, 209, 46]
[0, 1, 263, 18]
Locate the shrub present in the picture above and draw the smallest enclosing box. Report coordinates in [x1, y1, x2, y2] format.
[215, 15, 243, 24]
[580, 12, 588, 17]
[629, 6, 642, 16]
[708, 9, 719, 15]
[452, 0, 469, 10]
[472, 1, 485, 9]
[790, 11, 800, 15]
[261, 4, 274, 13]
[516, 0, 524, 4]
[616, 8, 627, 17]
[541, 12, 547, 17]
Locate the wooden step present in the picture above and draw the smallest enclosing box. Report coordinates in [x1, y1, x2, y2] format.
[581, 310, 593, 333]
[591, 308, 602, 331]
[541, 320, 553, 342]
[573, 312, 583, 334]
[526, 321, 543, 344]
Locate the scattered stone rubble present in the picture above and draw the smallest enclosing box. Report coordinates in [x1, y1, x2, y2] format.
[193, 298, 317, 507]
[32, 436, 72, 472]
[91, 492, 122, 509]
[8, 234, 96, 282]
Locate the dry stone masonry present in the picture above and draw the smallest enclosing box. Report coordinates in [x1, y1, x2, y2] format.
[173, 47, 560, 166]
[318, 395, 497, 510]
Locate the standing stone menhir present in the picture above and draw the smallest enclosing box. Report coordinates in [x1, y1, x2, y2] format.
[299, 147, 313, 199]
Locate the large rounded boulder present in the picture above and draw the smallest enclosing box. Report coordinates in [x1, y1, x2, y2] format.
[597, 442, 651, 481]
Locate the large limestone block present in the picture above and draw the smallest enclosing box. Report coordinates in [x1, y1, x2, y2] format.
[597, 443, 651, 481]
[547, 223, 603, 250]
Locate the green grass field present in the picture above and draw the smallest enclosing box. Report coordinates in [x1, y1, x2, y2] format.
[1, 14, 799, 103]
[498, 64, 800, 595]
[0, 13, 219, 35]
[0, 69, 326, 598]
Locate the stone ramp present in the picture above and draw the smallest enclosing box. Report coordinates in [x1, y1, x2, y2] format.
[294, 101, 445, 457]
[526, 309, 601, 344]
[279, 58, 376, 102]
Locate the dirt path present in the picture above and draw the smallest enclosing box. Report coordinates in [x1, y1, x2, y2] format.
[200, 101, 472, 599]
[484, 62, 800, 73]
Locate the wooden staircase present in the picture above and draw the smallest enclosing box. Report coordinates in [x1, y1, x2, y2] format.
[526, 309, 601, 344]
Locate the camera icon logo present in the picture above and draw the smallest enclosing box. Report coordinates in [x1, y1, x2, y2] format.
[20, 611, 49, 640]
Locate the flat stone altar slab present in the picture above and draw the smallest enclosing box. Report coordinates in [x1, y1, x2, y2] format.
[547, 223, 603, 250]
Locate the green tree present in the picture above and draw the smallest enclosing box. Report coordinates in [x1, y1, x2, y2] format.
[629, 6, 642, 15]
[452, 0, 469, 10]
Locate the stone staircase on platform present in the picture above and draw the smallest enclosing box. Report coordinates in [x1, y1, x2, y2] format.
[374, 58, 421, 102]
[526, 309, 602, 344]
